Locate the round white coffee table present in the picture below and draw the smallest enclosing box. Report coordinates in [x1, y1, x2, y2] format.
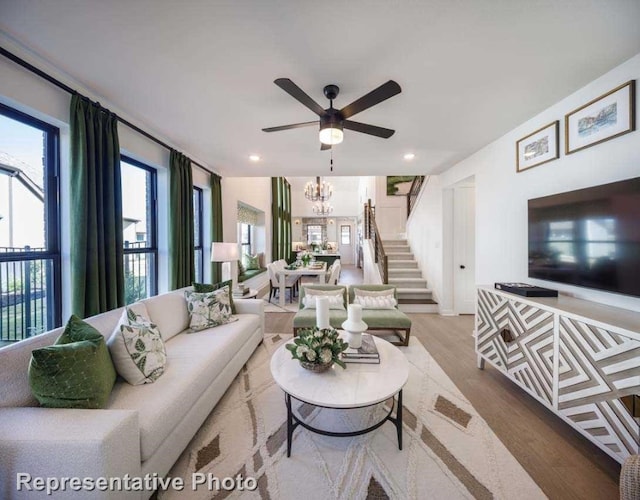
[270, 333, 409, 456]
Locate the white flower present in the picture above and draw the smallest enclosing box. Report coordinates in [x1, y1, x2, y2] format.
[305, 349, 317, 362]
[320, 349, 332, 364]
[314, 330, 324, 338]
[296, 346, 308, 358]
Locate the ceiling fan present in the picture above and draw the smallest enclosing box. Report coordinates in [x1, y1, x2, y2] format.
[262, 78, 401, 150]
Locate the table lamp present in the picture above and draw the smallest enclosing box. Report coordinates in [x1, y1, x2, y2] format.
[211, 242, 239, 283]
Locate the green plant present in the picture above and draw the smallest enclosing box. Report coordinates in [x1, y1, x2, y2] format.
[286, 327, 349, 368]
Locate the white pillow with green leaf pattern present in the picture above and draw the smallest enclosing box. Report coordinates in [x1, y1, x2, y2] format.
[185, 288, 237, 332]
[107, 307, 167, 385]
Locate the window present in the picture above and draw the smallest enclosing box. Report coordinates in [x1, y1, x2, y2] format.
[121, 156, 157, 304]
[240, 223, 252, 256]
[341, 225, 351, 245]
[0, 103, 61, 342]
[193, 187, 203, 282]
[307, 225, 322, 244]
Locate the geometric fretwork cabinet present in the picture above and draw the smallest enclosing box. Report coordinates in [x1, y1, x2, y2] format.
[476, 286, 640, 463]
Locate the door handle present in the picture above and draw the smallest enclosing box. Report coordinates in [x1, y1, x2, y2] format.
[459, 265, 466, 269]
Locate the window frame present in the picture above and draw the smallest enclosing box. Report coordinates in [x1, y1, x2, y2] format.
[193, 186, 204, 282]
[240, 223, 252, 256]
[0, 102, 62, 338]
[120, 155, 158, 300]
[341, 225, 351, 245]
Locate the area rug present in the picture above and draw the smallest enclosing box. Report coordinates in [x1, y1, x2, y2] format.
[159, 335, 545, 499]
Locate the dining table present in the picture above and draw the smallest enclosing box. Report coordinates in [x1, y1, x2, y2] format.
[277, 261, 328, 307]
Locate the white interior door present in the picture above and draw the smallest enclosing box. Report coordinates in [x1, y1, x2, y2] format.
[338, 222, 354, 264]
[453, 185, 476, 314]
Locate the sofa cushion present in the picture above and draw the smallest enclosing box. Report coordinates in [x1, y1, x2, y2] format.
[238, 268, 266, 282]
[298, 285, 347, 310]
[353, 295, 397, 309]
[107, 308, 167, 385]
[293, 309, 348, 330]
[361, 309, 412, 329]
[29, 315, 116, 409]
[243, 253, 260, 271]
[302, 292, 345, 310]
[185, 289, 236, 332]
[193, 279, 236, 314]
[108, 313, 260, 461]
[141, 290, 190, 342]
[348, 285, 398, 304]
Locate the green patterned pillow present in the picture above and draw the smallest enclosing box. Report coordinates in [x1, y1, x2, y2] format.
[193, 279, 236, 313]
[28, 315, 116, 409]
[243, 253, 259, 271]
[185, 288, 236, 332]
[107, 307, 167, 385]
[238, 259, 246, 275]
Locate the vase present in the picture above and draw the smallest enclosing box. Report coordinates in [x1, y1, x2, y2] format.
[300, 360, 333, 372]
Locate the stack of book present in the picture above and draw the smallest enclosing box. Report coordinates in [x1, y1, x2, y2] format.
[341, 334, 380, 364]
[232, 285, 249, 298]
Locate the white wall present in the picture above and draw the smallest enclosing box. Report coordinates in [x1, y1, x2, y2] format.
[406, 176, 444, 304]
[374, 177, 407, 240]
[0, 39, 219, 318]
[221, 177, 272, 280]
[408, 52, 640, 313]
[289, 176, 362, 217]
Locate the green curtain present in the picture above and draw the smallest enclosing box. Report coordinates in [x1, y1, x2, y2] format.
[210, 173, 223, 283]
[271, 177, 292, 262]
[169, 150, 195, 289]
[69, 94, 124, 317]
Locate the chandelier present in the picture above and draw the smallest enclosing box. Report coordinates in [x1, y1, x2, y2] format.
[312, 202, 334, 216]
[304, 176, 333, 202]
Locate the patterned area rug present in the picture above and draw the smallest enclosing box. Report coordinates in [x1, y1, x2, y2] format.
[160, 335, 545, 499]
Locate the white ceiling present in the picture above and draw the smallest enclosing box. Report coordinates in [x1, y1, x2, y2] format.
[1, 0, 639, 178]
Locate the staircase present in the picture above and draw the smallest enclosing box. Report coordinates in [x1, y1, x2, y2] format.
[384, 239, 438, 313]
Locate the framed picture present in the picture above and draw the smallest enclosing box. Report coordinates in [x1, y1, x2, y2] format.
[386, 176, 416, 195]
[565, 80, 636, 155]
[516, 121, 559, 172]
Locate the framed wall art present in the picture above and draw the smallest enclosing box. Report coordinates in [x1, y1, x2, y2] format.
[565, 80, 635, 155]
[516, 120, 559, 173]
[386, 176, 416, 195]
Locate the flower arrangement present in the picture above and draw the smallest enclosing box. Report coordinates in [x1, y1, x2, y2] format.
[297, 250, 314, 266]
[286, 327, 349, 371]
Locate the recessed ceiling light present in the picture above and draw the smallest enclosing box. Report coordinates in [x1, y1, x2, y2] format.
[403, 153, 415, 160]
[249, 154, 261, 162]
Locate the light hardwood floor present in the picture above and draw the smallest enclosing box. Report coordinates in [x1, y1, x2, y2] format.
[264, 311, 621, 499]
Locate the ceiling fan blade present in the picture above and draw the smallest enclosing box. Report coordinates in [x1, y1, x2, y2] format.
[274, 78, 326, 117]
[262, 121, 318, 132]
[343, 120, 395, 138]
[320, 143, 332, 151]
[339, 80, 401, 119]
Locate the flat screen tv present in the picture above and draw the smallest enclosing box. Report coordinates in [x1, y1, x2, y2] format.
[528, 177, 640, 297]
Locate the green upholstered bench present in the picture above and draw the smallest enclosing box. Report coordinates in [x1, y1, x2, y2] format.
[348, 285, 411, 346]
[292, 285, 348, 333]
[292, 284, 412, 346]
[238, 268, 267, 282]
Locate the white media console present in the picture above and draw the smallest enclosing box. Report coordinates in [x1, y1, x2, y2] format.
[475, 285, 640, 463]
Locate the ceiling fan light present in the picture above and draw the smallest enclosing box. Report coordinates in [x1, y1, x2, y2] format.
[319, 125, 344, 145]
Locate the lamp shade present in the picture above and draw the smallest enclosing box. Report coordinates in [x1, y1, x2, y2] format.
[210, 242, 239, 262]
[319, 126, 343, 145]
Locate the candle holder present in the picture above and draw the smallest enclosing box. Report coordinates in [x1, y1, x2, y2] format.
[342, 304, 368, 349]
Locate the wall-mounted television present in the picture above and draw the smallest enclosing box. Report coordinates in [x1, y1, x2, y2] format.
[528, 177, 640, 297]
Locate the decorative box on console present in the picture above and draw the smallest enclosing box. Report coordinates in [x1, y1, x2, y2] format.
[494, 282, 558, 297]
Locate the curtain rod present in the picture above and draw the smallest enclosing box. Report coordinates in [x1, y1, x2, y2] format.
[0, 45, 217, 177]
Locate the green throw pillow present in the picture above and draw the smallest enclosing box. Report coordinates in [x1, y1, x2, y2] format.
[28, 315, 117, 409]
[193, 280, 236, 313]
[243, 253, 259, 271]
[238, 259, 246, 275]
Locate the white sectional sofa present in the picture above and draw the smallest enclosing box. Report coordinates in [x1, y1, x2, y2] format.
[0, 288, 264, 499]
